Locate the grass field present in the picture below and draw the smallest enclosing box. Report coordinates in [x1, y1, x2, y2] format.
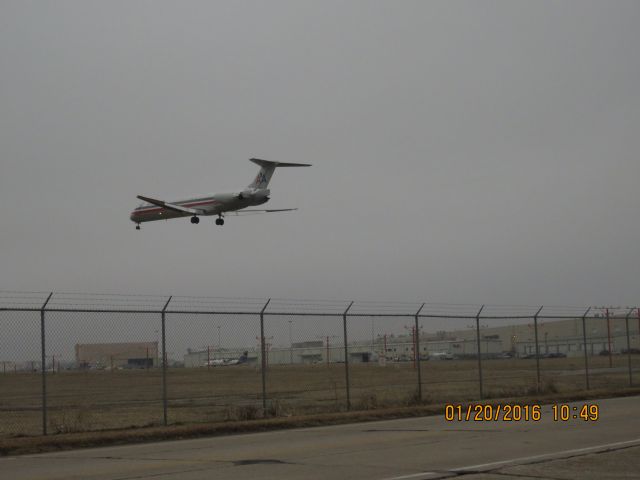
[1, 355, 638, 438]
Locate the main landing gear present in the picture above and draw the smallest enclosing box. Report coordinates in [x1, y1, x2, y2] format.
[189, 215, 223, 226]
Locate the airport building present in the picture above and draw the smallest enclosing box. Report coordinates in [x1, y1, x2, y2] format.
[182, 315, 640, 367]
[182, 338, 503, 367]
[446, 315, 639, 357]
[75, 342, 159, 369]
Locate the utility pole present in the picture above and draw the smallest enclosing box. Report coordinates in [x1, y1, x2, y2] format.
[404, 325, 417, 368]
[317, 335, 338, 365]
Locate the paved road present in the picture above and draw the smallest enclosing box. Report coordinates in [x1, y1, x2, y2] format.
[2, 396, 639, 480]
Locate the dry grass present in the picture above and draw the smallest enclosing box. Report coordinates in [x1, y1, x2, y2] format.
[0, 355, 638, 439]
[2, 386, 640, 457]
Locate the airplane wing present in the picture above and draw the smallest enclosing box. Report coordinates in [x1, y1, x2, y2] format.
[227, 208, 298, 216]
[136, 195, 203, 215]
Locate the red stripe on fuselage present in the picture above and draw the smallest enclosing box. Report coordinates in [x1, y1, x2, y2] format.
[131, 199, 220, 216]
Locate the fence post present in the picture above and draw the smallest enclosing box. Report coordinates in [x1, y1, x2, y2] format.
[40, 292, 53, 436]
[475, 305, 485, 400]
[581, 307, 591, 390]
[625, 308, 634, 386]
[161, 296, 172, 426]
[606, 308, 613, 368]
[260, 299, 271, 414]
[533, 306, 543, 393]
[415, 303, 425, 402]
[343, 301, 354, 410]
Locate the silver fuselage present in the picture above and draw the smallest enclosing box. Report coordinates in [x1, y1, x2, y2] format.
[129, 190, 269, 224]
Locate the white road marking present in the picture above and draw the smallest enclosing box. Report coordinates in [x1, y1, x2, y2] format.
[380, 472, 437, 480]
[380, 438, 640, 480]
[452, 437, 640, 473]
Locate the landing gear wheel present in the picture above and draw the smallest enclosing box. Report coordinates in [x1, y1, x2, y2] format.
[215, 216, 224, 226]
[190, 216, 200, 224]
[135, 224, 140, 230]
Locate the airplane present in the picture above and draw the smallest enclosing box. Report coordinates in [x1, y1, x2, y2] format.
[130, 158, 311, 229]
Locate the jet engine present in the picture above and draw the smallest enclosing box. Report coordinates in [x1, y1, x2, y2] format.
[237, 188, 270, 202]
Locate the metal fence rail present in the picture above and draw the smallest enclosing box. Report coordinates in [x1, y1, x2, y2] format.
[0, 291, 639, 437]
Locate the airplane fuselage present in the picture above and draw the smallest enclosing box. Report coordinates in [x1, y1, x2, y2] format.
[129, 190, 269, 224]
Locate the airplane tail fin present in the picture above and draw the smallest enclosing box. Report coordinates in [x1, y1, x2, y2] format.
[247, 158, 311, 189]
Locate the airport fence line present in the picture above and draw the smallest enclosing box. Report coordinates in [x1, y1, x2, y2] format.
[0, 291, 639, 437]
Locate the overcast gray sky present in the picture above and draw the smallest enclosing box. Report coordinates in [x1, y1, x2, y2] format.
[1, 1, 639, 307]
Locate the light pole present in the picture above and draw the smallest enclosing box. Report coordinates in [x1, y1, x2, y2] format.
[46, 353, 60, 373]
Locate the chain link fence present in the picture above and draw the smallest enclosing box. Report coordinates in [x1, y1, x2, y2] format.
[1, 292, 638, 437]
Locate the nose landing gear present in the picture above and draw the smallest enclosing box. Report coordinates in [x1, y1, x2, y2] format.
[135, 224, 140, 230]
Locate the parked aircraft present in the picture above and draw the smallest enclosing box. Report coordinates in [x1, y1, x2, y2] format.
[204, 358, 226, 367]
[130, 158, 311, 229]
[203, 351, 249, 367]
[226, 351, 249, 365]
[431, 352, 455, 360]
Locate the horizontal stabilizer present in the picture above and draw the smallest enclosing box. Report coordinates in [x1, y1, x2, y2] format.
[136, 195, 202, 215]
[247, 158, 311, 189]
[249, 158, 312, 167]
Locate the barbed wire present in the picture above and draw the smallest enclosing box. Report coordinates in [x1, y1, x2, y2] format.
[0, 291, 637, 318]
